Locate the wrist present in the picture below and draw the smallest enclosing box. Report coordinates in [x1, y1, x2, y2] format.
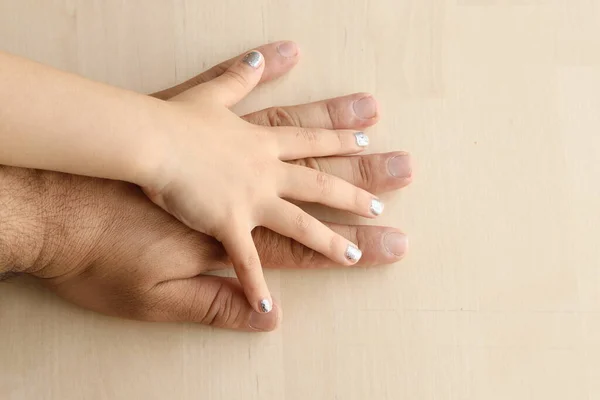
[0, 166, 113, 279]
[128, 97, 176, 191]
[0, 167, 48, 276]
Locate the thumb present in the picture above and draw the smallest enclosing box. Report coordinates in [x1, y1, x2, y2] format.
[173, 50, 265, 107]
[150, 276, 281, 331]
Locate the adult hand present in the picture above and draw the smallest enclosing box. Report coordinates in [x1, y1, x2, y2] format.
[0, 42, 411, 331]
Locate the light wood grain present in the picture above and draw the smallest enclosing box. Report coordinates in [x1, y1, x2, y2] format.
[1, 0, 599, 399]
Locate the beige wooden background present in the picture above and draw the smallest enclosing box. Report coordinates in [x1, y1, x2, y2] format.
[1, 0, 599, 399]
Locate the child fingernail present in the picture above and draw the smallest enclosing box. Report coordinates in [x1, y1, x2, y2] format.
[259, 298, 272, 313]
[242, 51, 263, 69]
[354, 132, 369, 147]
[370, 198, 384, 216]
[345, 244, 362, 263]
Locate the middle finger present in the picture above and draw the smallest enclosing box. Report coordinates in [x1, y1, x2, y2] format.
[290, 151, 412, 194]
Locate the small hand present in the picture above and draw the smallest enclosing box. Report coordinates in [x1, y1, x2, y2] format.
[143, 44, 395, 313]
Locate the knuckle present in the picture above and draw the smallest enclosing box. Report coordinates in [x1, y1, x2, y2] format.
[225, 68, 249, 89]
[237, 254, 261, 272]
[325, 100, 342, 128]
[315, 171, 333, 195]
[266, 107, 298, 127]
[336, 130, 346, 149]
[154, 282, 216, 324]
[181, 285, 208, 322]
[296, 127, 319, 145]
[356, 156, 374, 190]
[293, 212, 311, 233]
[201, 283, 238, 327]
[290, 239, 318, 268]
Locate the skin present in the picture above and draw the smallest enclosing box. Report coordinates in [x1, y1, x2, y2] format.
[0, 42, 412, 331]
[0, 43, 397, 313]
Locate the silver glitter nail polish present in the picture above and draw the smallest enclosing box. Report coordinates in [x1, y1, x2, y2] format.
[354, 132, 369, 147]
[345, 244, 362, 262]
[370, 199, 384, 216]
[260, 299, 272, 313]
[242, 51, 263, 69]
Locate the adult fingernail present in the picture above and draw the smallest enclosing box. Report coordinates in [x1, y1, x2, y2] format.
[384, 232, 408, 257]
[387, 154, 412, 178]
[242, 51, 263, 69]
[354, 132, 370, 147]
[353, 96, 378, 119]
[370, 198, 384, 216]
[277, 41, 298, 58]
[249, 306, 278, 331]
[259, 298, 273, 313]
[345, 244, 363, 263]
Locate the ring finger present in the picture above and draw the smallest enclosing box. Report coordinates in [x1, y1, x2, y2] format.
[278, 163, 384, 218]
[262, 199, 363, 266]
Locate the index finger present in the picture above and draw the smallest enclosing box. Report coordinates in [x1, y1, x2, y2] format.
[242, 93, 380, 130]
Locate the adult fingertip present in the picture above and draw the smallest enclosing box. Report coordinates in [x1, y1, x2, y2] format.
[352, 94, 379, 120]
[276, 41, 300, 58]
[383, 232, 409, 259]
[387, 152, 412, 179]
[249, 303, 282, 332]
[256, 41, 300, 83]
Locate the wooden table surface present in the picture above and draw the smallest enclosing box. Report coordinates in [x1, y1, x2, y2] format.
[1, 1, 599, 399]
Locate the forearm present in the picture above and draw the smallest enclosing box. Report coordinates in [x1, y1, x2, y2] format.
[0, 51, 166, 185]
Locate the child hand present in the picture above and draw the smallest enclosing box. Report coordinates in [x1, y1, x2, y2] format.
[142, 51, 383, 313]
